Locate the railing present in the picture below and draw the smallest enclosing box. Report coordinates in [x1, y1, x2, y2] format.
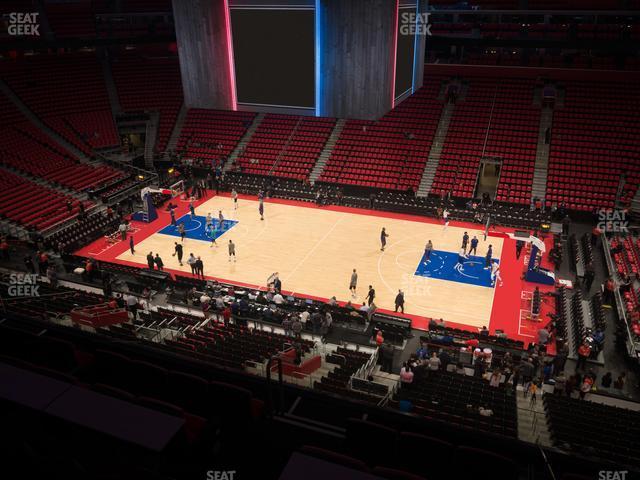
[266, 356, 284, 416]
[40, 204, 101, 238]
[537, 443, 557, 480]
[602, 231, 638, 360]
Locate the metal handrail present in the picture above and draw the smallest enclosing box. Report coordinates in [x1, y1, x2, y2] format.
[601, 231, 637, 359]
[266, 356, 284, 416]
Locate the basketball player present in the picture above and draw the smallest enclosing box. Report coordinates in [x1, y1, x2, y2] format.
[228, 239, 236, 262]
[206, 212, 212, 227]
[462, 231, 469, 253]
[442, 209, 450, 230]
[232, 189, 238, 210]
[491, 259, 503, 287]
[484, 244, 493, 269]
[469, 236, 479, 256]
[172, 242, 183, 266]
[424, 240, 433, 264]
[189, 198, 196, 219]
[259, 198, 264, 220]
[366, 285, 376, 306]
[349, 268, 358, 297]
[456, 247, 467, 267]
[218, 210, 225, 230]
[178, 223, 186, 243]
[208, 222, 218, 247]
[380, 228, 389, 251]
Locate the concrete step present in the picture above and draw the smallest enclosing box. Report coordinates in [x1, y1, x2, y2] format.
[416, 102, 455, 197]
[310, 118, 346, 182]
[224, 112, 265, 172]
[100, 50, 122, 117]
[165, 102, 188, 154]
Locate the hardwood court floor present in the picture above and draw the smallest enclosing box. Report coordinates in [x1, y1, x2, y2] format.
[117, 197, 504, 328]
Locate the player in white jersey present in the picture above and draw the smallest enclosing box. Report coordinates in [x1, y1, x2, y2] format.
[491, 260, 503, 287]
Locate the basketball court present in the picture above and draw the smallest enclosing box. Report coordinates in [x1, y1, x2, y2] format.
[76, 192, 545, 343]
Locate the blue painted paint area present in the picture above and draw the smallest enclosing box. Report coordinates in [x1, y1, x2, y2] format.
[414, 250, 498, 288]
[158, 214, 237, 242]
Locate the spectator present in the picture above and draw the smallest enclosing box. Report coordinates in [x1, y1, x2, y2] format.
[538, 326, 550, 346]
[379, 342, 394, 373]
[154, 253, 164, 271]
[613, 372, 626, 396]
[439, 348, 451, 371]
[601, 371, 612, 390]
[554, 371, 566, 396]
[0, 238, 9, 261]
[603, 277, 616, 305]
[416, 342, 429, 360]
[195, 256, 204, 279]
[521, 358, 534, 385]
[394, 289, 405, 313]
[291, 317, 303, 338]
[579, 376, 594, 400]
[23, 255, 35, 274]
[489, 370, 501, 388]
[222, 305, 231, 325]
[576, 343, 591, 371]
[282, 316, 293, 337]
[528, 380, 539, 406]
[300, 309, 310, 326]
[46, 265, 58, 288]
[427, 352, 441, 371]
[310, 310, 322, 334]
[126, 294, 139, 320]
[187, 253, 197, 275]
[473, 356, 485, 378]
[400, 362, 414, 386]
[584, 262, 595, 292]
